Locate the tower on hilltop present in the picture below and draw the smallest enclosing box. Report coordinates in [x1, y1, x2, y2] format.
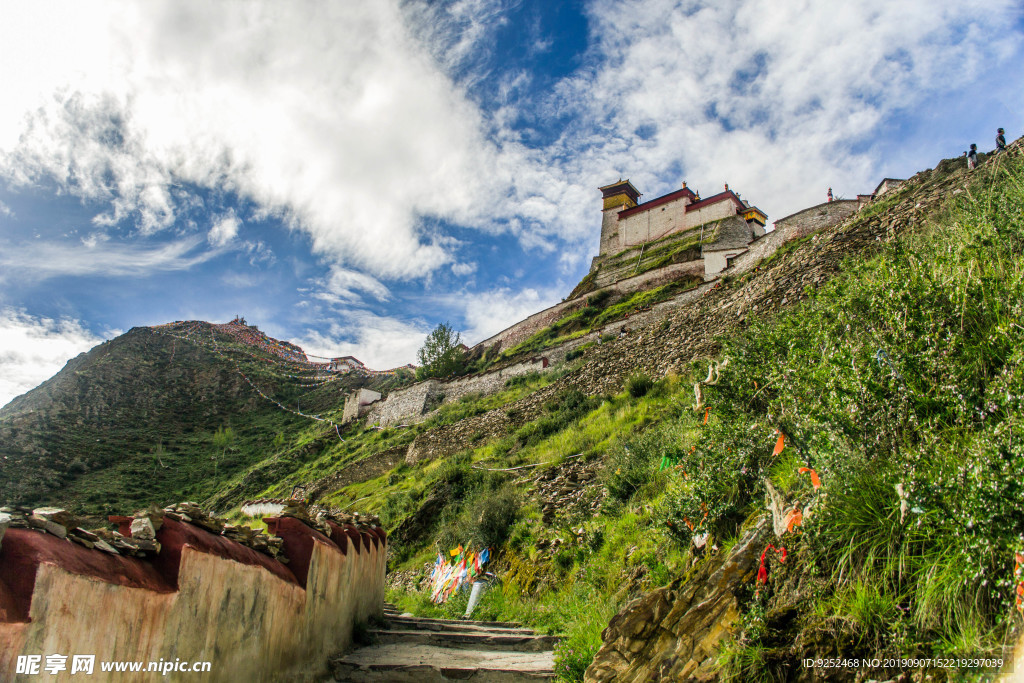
[598, 180, 642, 257]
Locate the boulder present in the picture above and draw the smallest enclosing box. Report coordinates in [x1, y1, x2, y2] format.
[130, 517, 157, 540]
[32, 506, 76, 529]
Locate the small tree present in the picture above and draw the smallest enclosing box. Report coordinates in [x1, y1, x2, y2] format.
[416, 322, 465, 379]
[212, 426, 235, 477]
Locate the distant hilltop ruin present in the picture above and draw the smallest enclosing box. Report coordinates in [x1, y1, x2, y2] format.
[151, 319, 416, 378]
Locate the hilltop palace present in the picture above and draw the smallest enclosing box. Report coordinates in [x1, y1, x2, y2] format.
[592, 179, 767, 279]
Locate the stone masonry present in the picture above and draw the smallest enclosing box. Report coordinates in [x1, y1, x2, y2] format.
[585, 519, 770, 682]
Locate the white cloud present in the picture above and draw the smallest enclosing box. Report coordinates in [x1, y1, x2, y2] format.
[208, 210, 240, 247]
[0, 308, 103, 409]
[0, 235, 219, 281]
[0, 199, 12, 217]
[0, 0, 1019, 321]
[311, 265, 392, 306]
[461, 286, 561, 344]
[297, 312, 429, 369]
[0, 1, 509, 278]
[80, 231, 110, 249]
[451, 261, 478, 276]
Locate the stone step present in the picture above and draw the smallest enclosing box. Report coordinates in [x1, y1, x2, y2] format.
[369, 629, 559, 652]
[385, 617, 534, 635]
[330, 643, 555, 682]
[385, 614, 524, 630]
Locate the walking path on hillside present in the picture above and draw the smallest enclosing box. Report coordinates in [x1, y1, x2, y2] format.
[329, 602, 557, 682]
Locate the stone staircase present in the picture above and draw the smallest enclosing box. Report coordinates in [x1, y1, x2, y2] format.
[330, 602, 558, 682]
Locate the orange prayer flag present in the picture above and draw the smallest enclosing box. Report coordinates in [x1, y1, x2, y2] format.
[772, 431, 785, 456]
[784, 508, 803, 533]
[703, 407, 710, 424]
[798, 467, 822, 489]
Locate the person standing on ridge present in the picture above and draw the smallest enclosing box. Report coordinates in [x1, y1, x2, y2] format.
[996, 128, 1007, 153]
[827, 187, 833, 202]
[967, 144, 978, 170]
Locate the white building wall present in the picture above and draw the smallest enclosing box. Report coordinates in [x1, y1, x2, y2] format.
[616, 195, 692, 249]
[614, 197, 738, 252]
[703, 249, 748, 279]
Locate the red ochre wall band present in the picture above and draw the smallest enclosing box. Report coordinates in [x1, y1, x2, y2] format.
[0, 515, 386, 682]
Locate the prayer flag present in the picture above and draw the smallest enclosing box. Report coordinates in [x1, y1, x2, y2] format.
[798, 467, 822, 489]
[772, 431, 785, 456]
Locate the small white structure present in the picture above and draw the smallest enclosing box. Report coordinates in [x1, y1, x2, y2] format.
[342, 388, 383, 424]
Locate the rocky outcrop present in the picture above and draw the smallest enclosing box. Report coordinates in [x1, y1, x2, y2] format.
[585, 518, 770, 682]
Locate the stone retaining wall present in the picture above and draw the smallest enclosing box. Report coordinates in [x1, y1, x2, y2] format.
[438, 356, 549, 405]
[472, 260, 706, 353]
[773, 199, 863, 238]
[0, 516, 386, 682]
[365, 356, 552, 429]
[372, 380, 442, 428]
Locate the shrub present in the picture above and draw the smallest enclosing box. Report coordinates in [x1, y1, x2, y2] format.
[472, 484, 522, 548]
[505, 371, 541, 388]
[604, 423, 683, 502]
[625, 372, 653, 398]
[436, 482, 521, 551]
[378, 491, 416, 527]
[586, 290, 613, 309]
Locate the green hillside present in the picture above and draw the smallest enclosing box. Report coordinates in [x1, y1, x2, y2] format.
[2, 144, 1022, 680]
[378, 150, 1024, 679]
[0, 322, 406, 517]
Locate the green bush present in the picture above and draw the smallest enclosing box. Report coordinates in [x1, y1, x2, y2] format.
[625, 372, 653, 398]
[436, 482, 521, 551]
[378, 490, 417, 527]
[505, 371, 541, 389]
[604, 423, 681, 502]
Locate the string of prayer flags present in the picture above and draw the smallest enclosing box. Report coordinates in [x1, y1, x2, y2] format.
[756, 544, 788, 587]
[429, 547, 491, 604]
[783, 507, 803, 533]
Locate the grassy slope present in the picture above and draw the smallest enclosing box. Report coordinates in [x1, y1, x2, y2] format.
[0, 322, 403, 517]
[3, 144, 1019, 681]
[379, 152, 1024, 681]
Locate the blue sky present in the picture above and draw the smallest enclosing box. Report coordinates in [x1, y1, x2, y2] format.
[1, 0, 1022, 407]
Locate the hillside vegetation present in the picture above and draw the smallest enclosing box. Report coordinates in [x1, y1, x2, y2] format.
[2, 143, 1022, 680]
[380, 149, 1024, 680]
[0, 322, 402, 517]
